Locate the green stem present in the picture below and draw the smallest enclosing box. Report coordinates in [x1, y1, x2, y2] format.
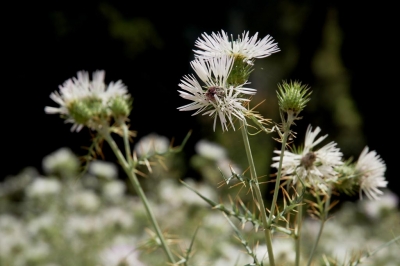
[121, 122, 133, 166]
[306, 188, 331, 266]
[295, 182, 303, 266]
[352, 235, 400, 266]
[240, 121, 275, 266]
[101, 128, 176, 264]
[267, 124, 290, 227]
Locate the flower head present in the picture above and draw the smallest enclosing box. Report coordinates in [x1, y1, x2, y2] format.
[355, 146, 387, 200]
[177, 56, 256, 131]
[271, 125, 343, 191]
[45, 70, 131, 132]
[276, 80, 312, 115]
[194, 30, 280, 64]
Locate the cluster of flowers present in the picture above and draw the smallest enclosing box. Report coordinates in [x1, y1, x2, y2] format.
[45, 70, 131, 132]
[177, 30, 280, 131]
[175, 30, 388, 200]
[271, 125, 388, 200]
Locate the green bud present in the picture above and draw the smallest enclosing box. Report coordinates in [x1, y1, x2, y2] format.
[276, 80, 312, 115]
[68, 97, 108, 127]
[109, 96, 132, 119]
[226, 56, 254, 86]
[334, 163, 358, 196]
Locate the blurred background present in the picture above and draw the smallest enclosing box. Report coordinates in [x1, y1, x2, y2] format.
[3, 0, 398, 198]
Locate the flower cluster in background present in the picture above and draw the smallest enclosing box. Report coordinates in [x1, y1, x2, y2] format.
[1, 136, 398, 265]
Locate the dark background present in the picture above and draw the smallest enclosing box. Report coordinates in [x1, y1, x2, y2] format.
[3, 1, 398, 198]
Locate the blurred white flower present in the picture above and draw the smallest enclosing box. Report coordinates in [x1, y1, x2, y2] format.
[102, 180, 126, 202]
[271, 125, 343, 191]
[214, 243, 251, 266]
[216, 158, 242, 179]
[158, 179, 216, 208]
[68, 190, 100, 212]
[89, 160, 118, 180]
[194, 30, 280, 64]
[178, 56, 256, 131]
[101, 207, 133, 229]
[355, 146, 388, 200]
[27, 213, 55, 236]
[65, 215, 104, 236]
[202, 212, 231, 234]
[0, 215, 28, 256]
[195, 139, 227, 160]
[26, 178, 62, 198]
[42, 147, 79, 175]
[359, 189, 398, 219]
[271, 237, 296, 263]
[133, 133, 169, 157]
[25, 241, 50, 261]
[99, 244, 144, 266]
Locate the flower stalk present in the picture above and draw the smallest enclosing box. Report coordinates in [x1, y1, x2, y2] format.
[306, 187, 332, 266]
[240, 120, 275, 266]
[267, 114, 293, 227]
[99, 126, 176, 264]
[295, 182, 304, 266]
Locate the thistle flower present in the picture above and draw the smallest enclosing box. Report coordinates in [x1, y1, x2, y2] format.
[45, 70, 131, 132]
[194, 30, 280, 64]
[271, 125, 343, 191]
[355, 146, 387, 200]
[177, 56, 256, 131]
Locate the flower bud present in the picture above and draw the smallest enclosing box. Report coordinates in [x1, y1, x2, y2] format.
[276, 80, 311, 115]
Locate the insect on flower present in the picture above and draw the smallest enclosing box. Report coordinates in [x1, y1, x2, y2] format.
[205, 86, 225, 102]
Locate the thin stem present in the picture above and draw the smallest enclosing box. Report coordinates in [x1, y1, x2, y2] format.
[268, 125, 290, 226]
[101, 128, 176, 264]
[306, 188, 332, 266]
[268, 111, 295, 227]
[240, 121, 275, 266]
[351, 235, 400, 266]
[295, 182, 303, 266]
[120, 121, 133, 166]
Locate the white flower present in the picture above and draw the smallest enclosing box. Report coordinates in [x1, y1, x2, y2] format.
[178, 56, 256, 131]
[133, 133, 169, 157]
[217, 158, 242, 178]
[195, 139, 227, 160]
[355, 146, 387, 200]
[26, 178, 62, 198]
[65, 215, 104, 235]
[359, 189, 398, 218]
[67, 190, 100, 212]
[0, 215, 28, 256]
[42, 147, 79, 175]
[27, 213, 56, 236]
[25, 242, 50, 261]
[271, 125, 343, 191]
[101, 207, 133, 229]
[99, 244, 144, 266]
[89, 160, 118, 180]
[194, 30, 280, 63]
[102, 180, 126, 202]
[45, 70, 130, 132]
